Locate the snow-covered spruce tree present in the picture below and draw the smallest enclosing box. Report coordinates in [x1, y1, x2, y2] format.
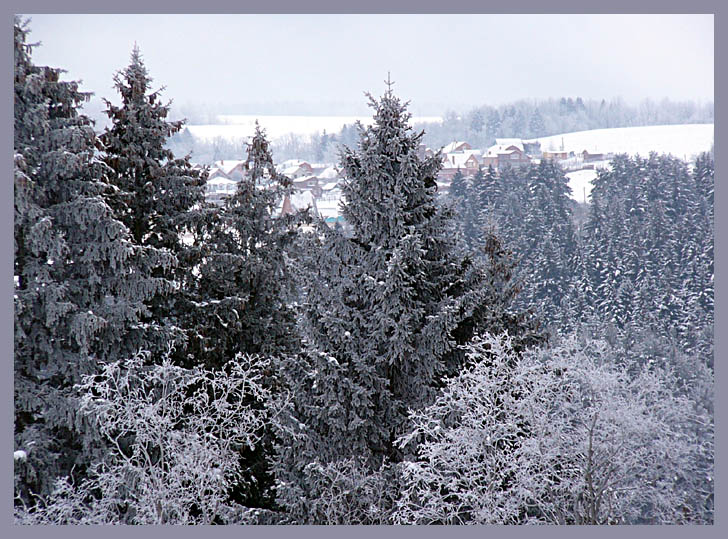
[448, 167, 484, 252]
[487, 163, 529, 250]
[14, 19, 173, 504]
[471, 165, 499, 231]
[186, 123, 301, 368]
[687, 152, 714, 365]
[184, 123, 303, 511]
[272, 86, 544, 523]
[581, 153, 713, 367]
[513, 160, 577, 325]
[99, 45, 208, 357]
[395, 333, 713, 524]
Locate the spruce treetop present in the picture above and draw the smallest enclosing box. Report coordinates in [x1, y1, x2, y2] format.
[116, 45, 152, 105]
[339, 83, 442, 249]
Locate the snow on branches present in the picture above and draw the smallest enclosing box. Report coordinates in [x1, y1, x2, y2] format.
[15, 351, 280, 525]
[395, 333, 713, 525]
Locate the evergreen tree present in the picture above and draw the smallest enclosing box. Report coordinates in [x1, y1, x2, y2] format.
[511, 109, 526, 137]
[448, 168, 480, 251]
[185, 123, 300, 369]
[469, 109, 485, 133]
[689, 153, 714, 365]
[183, 124, 302, 510]
[14, 19, 172, 504]
[486, 109, 502, 141]
[500, 160, 577, 322]
[477, 165, 500, 207]
[449, 168, 467, 202]
[528, 107, 546, 137]
[273, 86, 543, 523]
[99, 45, 208, 357]
[580, 153, 713, 367]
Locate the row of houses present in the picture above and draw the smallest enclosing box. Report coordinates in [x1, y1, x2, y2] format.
[428, 139, 610, 190]
[197, 158, 346, 225]
[423, 139, 540, 182]
[199, 158, 344, 206]
[198, 140, 609, 221]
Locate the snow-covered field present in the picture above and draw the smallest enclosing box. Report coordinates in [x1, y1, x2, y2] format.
[537, 124, 713, 161]
[541, 124, 714, 202]
[565, 169, 598, 203]
[187, 114, 442, 142]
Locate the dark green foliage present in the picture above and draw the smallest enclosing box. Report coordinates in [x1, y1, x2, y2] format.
[14, 19, 172, 504]
[449, 168, 467, 201]
[184, 123, 301, 369]
[181, 124, 302, 510]
[273, 88, 544, 522]
[99, 46, 208, 357]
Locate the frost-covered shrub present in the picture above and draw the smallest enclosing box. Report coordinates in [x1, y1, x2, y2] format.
[394, 335, 526, 524]
[274, 457, 401, 525]
[15, 351, 278, 525]
[513, 337, 712, 524]
[395, 334, 713, 524]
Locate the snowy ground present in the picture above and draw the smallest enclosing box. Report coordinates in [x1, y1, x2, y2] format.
[187, 114, 442, 143]
[565, 169, 598, 203]
[537, 124, 713, 161]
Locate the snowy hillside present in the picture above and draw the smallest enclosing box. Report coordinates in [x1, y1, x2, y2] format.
[541, 124, 714, 202]
[538, 124, 713, 161]
[186, 114, 442, 142]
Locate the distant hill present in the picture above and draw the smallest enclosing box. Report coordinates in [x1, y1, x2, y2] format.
[185, 114, 443, 142]
[537, 123, 713, 161]
[538, 124, 714, 202]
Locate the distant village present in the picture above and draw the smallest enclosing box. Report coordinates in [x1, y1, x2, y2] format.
[196, 138, 613, 223]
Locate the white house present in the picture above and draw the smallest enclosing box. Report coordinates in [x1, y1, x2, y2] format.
[205, 176, 238, 205]
[442, 141, 472, 154]
[213, 160, 246, 181]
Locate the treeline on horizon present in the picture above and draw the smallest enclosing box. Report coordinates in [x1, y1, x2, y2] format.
[14, 17, 713, 526]
[161, 95, 714, 164]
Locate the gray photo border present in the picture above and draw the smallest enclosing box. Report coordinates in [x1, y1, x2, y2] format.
[3, 1, 722, 538]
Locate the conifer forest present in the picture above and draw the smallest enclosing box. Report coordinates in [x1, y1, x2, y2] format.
[13, 17, 714, 525]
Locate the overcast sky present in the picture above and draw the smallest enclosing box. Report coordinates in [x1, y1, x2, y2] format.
[22, 14, 714, 116]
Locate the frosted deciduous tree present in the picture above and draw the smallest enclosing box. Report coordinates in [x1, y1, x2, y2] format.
[14, 352, 278, 525]
[394, 335, 527, 524]
[517, 338, 712, 523]
[395, 334, 713, 524]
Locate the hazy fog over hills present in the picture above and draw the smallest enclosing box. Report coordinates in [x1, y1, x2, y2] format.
[25, 14, 713, 119]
